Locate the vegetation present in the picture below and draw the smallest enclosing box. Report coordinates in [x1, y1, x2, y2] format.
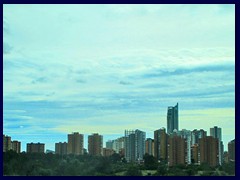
[3, 151, 235, 176]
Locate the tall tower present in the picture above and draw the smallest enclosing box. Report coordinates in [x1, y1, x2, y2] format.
[167, 103, 179, 134]
[210, 126, 223, 165]
[124, 129, 146, 162]
[3, 135, 12, 152]
[168, 134, 185, 166]
[67, 132, 84, 155]
[199, 136, 219, 167]
[154, 127, 168, 161]
[88, 133, 103, 156]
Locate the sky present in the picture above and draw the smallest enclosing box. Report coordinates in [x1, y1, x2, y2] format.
[3, 4, 235, 152]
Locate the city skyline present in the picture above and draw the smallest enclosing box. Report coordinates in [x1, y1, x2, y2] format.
[3, 4, 235, 151]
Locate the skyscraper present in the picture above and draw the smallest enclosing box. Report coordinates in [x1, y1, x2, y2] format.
[168, 134, 185, 166]
[167, 103, 179, 134]
[12, 140, 21, 153]
[145, 138, 154, 156]
[124, 129, 146, 162]
[88, 133, 103, 156]
[55, 142, 68, 155]
[67, 132, 84, 155]
[210, 126, 223, 165]
[3, 135, 12, 152]
[228, 139, 235, 162]
[199, 136, 219, 167]
[154, 127, 168, 161]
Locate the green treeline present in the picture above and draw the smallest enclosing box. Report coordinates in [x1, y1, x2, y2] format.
[3, 150, 235, 176]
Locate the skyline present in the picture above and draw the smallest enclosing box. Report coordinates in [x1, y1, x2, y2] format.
[3, 4, 235, 151]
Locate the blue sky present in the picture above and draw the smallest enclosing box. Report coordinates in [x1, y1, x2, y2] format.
[3, 4, 235, 151]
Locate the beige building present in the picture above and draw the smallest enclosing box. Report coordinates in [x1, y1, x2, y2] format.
[67, 132, 84, 155]
[27, 142, 45, 153]
[55, 142, 68, 155]
[12, 140, 21, 153]
[3, 135, 12, 152]
[154, 128, 168, 161]
[88, 133, 103, 156]
[199, 136, 219, 167]
[145, 138, 154, 156]
[168, 135, 185, 166]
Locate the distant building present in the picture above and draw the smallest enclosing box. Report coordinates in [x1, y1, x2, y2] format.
[167, 103, 178, 134]
[3, 135, 12, 152]
[168, 135, 185, 166]
[106, 140, 114, 149]
[191, 129, 207, 145]
[191, 144, 199, 164]
[27, 143, 45, 153]
[223, 151, 229, 164]
[179, 129, 192, 164]
[210, 126, 223, 165]
[88, 133, 103, 156]
[199, 136, 219, 167]
[154, 128, 168, 161]
[67, 132, 84, 155]
[12, 140, 21, 153]
[55, 142, 67, 155]
[112, 137, 125, 154]
[125, 129, 146, 162]
[145, 138, 154, 156]
[228, 139, 235, 162]
[102, 148, 115, 157]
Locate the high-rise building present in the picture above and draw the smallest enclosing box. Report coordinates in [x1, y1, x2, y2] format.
[67, 132, 84, 155]
[106, 140, 113, 149]
[228, 139, 235, 162]
[55, 142, 68, 155]
[3, 135, 12, 152]
[154, 128, 168, 161]
[179, 129, 192, 164]
[191, 129, 207, 145]
[88, 133, 103, 156]
[12, 140, 21, 153]
[191, 144, 199, 164]
[199, 136, 219, 167]
[124, 129, 146, 162]
[168, 135, 185, 166]
[167, 103, 179, 134]
[27, 142, 45, 153]
[112, 137, 125, 153]
[210, 126, 223, 165]
[145, 138, 154, 156]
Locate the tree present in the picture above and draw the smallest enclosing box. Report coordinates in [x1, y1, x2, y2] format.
[125, 165, 142, 176]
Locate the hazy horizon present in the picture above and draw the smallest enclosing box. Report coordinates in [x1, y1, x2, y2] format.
[3, 4, 235, 152]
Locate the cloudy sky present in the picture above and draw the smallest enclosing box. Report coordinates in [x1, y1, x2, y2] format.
[3, 4, 235, 151]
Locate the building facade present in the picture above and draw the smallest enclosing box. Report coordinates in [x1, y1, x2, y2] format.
[199, 136, 219, 167]
[167, 103, 179, 134]
[154, 128, 168, 161]
[55, 142, 68, 155]
[210, 126, 223, 165]
[228, 139, 235, 162]
[67, 132, 84, 155]
[3, 135, 12, 152]
[88, 133, 103, 156]
[124, 129, 146, 162]
[145, 138, 154, 156]
[12, 140, 21, 153]
[168, 135, 185, 166]
[27, 143, 45, 153]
